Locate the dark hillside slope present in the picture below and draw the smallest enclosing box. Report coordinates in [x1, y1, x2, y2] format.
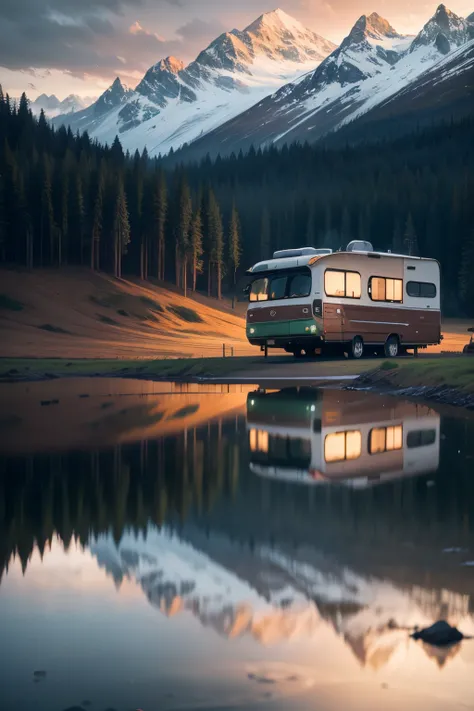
[326, 40, 474, 145]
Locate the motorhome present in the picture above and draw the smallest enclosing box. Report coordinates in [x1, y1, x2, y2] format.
[244, 242, 441, 358]
[247, 389, 440, 488]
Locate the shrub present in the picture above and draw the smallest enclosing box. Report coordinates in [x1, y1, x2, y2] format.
[380, 360, 399, 371]
[167, 305, 203, 323]
[140, 296, 164, 313]
[0, 294, 24, 311]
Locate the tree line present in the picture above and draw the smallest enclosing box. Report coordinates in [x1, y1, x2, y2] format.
[1, 411, 473, 586]
[0, 89, 241, 300]
[1, 88, 473, 314]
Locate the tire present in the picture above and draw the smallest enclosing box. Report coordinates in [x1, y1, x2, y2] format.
[293, 348, 303, 358]
[349, 336, 364, 359]
[304, 348, 317, 358]
[384, 335, 399, 358]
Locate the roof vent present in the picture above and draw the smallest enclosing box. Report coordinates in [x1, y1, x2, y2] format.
[272, 247, 333, 259]
[346, 240, 374, 252]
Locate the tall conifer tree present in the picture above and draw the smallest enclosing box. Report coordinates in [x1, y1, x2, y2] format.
[228, 202, 241, 308]
[113, 179, 130, 278]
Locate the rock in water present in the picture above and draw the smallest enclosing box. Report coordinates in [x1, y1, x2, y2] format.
[411, 620, 464, 646]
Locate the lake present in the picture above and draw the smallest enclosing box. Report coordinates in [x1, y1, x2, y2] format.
[0, 379, 473, 711]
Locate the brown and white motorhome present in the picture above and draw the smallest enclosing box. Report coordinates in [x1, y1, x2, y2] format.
[245, 242, 441, 357]
[247, 389, 440, 488]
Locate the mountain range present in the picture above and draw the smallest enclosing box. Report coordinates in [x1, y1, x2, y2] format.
[51, 5, 474, 158]
[31, 93, 97, 118]
[90, 523, 471, 667]
[52, 9, 335, 155]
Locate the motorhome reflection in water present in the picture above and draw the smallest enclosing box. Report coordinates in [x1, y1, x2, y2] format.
[244, 243, 441, 358]
[247, 389, 440, 488]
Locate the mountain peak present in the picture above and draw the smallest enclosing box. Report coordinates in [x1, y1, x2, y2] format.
[245, 8, 307, 36]
[111, 77, 124, 90]
[346, 12, 400, 45]
[155, 56, 185, 74]
[411, 4, 470, 53]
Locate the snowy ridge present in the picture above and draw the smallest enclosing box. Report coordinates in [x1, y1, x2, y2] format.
[91, 527, 321, 645]
[270, 4, 471, 141]
[31, 93, 97, 118]
[52, 8, 336, 155]
[89, 525, 474, 664]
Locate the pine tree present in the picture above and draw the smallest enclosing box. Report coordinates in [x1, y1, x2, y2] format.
[175, 176, 193, 294]
[459, 230, 474, 315]
[0, 173, 6, 263]
[40, 156, 55, 265]
[207, 189, 224, 299]
[404, 213, 419, 256]
[305, 202, 315, 245]
[110, 136, 124, 169]
[113, 179, 130, 278]
[228, 202, 241, 308]
[129, 151, 144, 278]
[392, 219, 403, 253]
[91, 168, 104, 270]
[341, 206, 351, 244]
[59, 166, 69, 267]
[190, 206, 204, 292]
[74, 175, 85, 266]
[154, 171, 167, 280]
[260, 206, 271, 260]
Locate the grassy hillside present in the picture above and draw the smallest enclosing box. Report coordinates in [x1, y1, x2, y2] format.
[0, 267, 470, 360]
[0, 267, 252, 359]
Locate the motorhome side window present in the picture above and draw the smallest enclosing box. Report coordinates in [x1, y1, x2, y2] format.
[407, 429, 437, 448]
[324, 270, 361, 299]
[369, 425, 403, 454]
[369, 277, 403, 302]
[324, 430, 362, 463]
[406, 281, 437, 298]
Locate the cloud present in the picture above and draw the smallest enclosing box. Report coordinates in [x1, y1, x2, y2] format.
[175, 17, 226, 43]
[0, 0, 184, 81]
[27, 82, 37, 91]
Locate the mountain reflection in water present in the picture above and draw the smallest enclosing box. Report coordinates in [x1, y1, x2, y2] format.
[1, 381, 474, 711]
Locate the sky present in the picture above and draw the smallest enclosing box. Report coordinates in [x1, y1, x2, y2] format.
[0, 0, 473, 100]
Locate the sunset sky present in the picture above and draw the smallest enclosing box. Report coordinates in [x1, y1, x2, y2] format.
[0, 0, 473, 99]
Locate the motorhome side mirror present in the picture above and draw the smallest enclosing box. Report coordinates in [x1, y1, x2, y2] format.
[243, 284, 251, 295]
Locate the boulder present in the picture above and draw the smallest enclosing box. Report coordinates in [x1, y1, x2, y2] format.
[411, 620, 464, 646]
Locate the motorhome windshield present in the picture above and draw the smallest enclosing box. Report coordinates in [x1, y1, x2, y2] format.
[249, 269, 311, 302]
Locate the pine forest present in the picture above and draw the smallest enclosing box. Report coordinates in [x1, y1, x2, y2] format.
[1, 89, 473, 316]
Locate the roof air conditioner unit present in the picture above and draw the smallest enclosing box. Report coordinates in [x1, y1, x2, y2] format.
[346, 240, 374, 252]
[273, 247, 333, 259]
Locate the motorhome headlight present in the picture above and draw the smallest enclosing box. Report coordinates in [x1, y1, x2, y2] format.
[310, 324, 317, 333]
[249, 327, 255, 334]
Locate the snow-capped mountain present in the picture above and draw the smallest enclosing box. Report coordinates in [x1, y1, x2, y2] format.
[31, 93, 97, 118]
[52, 8, 336, 154]
[52, 78, 133, 133]
[179, 5, 474, 160]
[328, 38, 474, 145]
[89, 525, 474, 664]
[410, 3, 472, 54]
[91, 527, 321, 645]
[31, 93, 61, 115]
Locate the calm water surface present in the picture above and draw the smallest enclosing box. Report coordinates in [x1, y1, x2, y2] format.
[0, 379, 474, 711]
